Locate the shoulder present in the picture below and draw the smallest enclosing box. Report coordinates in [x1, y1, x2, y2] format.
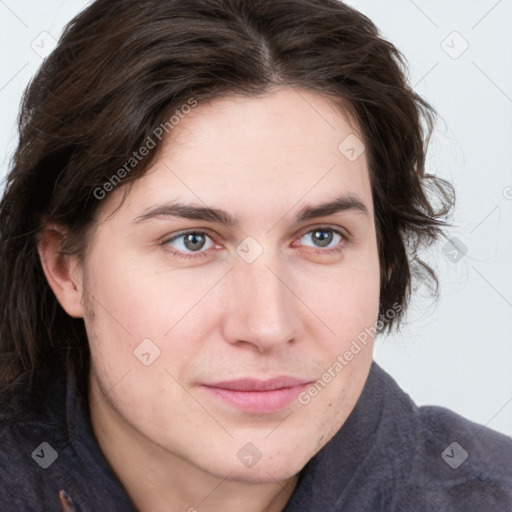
[0, 376, 137, 512]
[400, 404, 512, 510]
[363, 364, 512, 511]
[418, 404, 512, 474]
[0, 378, 78, 509]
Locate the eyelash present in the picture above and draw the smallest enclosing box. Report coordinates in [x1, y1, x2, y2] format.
[161, 226, 346, 260]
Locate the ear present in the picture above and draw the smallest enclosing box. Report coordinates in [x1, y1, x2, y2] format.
[37, 225, 85, 318]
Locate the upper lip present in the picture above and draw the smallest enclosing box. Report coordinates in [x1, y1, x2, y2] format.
[202, 376, 312, 391]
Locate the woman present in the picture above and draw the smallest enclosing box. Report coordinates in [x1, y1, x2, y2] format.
[0, 1, 510, 510]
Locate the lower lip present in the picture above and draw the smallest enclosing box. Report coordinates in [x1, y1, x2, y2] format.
[200, 384, 309, 414]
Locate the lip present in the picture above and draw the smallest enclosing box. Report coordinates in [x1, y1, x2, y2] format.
[200, 376, 313, 414]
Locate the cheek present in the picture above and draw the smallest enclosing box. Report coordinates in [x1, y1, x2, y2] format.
[81, 249, 229, 391]
[295, 253, 380, 344]
[82, 244, 224, 336]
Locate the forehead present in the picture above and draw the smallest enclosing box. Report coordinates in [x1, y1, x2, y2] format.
[100, 87, 372, 224]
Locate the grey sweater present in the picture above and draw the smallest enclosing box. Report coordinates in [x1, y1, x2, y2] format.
[1, 362, 511, 511]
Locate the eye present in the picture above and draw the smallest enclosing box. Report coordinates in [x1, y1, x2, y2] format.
[163, 231, 216, 258]
[298, 227, 344, 251]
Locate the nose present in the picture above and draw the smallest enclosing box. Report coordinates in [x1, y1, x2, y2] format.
[221, 250, 298, 353]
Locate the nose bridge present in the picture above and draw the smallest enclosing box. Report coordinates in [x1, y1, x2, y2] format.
[248, 258, 286, 312]
[224, 247, 297, 349]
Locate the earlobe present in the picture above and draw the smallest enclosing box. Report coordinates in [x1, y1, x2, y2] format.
[37, 226, 85, 318]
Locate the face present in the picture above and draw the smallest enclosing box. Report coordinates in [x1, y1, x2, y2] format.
[79, 87, 380, 483]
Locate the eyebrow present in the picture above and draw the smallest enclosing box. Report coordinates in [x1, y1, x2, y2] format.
[132, 194, 368, 226]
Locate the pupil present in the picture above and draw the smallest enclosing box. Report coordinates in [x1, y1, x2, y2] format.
[313, 230, 332, 247]
[184, 233, 205, 251]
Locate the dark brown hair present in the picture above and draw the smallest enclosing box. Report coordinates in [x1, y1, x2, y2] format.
[0, 0, 454, 397]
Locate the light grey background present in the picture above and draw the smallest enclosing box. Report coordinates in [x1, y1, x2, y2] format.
[1, 0, 511, 436]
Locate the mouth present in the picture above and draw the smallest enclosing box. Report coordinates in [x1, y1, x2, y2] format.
[200, 376, 313, 414]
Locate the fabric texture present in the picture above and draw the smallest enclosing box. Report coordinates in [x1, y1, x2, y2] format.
[1, 362, 511, 511]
